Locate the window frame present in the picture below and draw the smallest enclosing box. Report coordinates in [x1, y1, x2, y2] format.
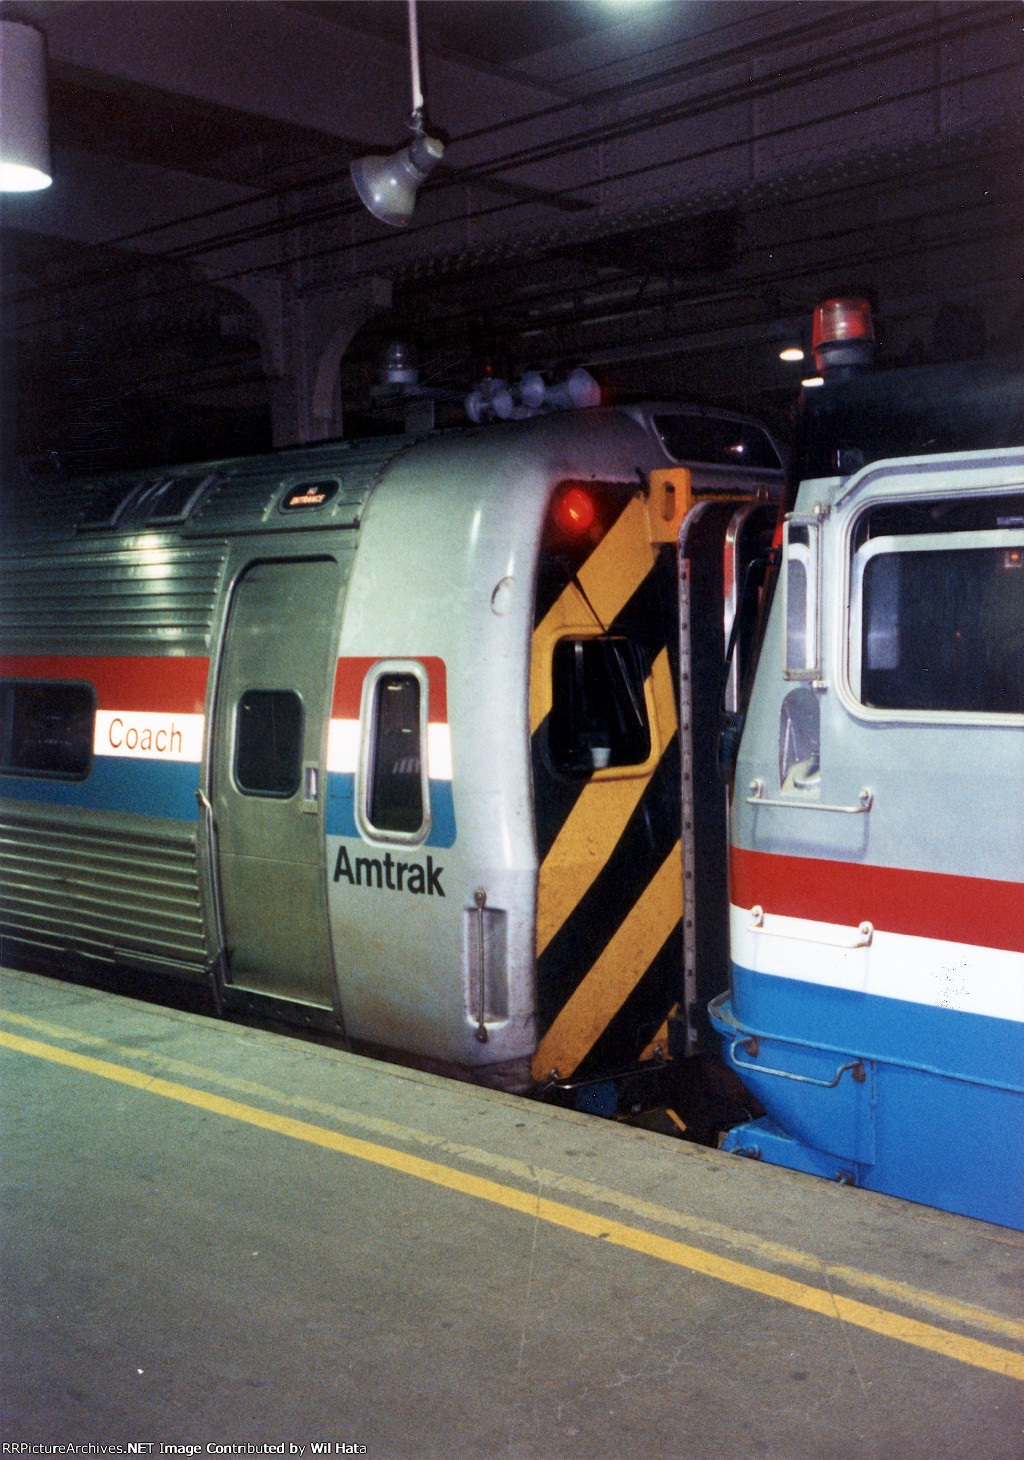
[782, 515, 822, 682]
[839, 483, 1024, 727]
[356, 659, 432, 845]
[145, 471, 217, 525]
[546, 630, 661, 782]
[77, 479, 149, 531]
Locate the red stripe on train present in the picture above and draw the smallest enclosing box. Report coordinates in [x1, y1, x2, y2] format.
[0, 655, 209, 714]
[730, 846, 1024, 955]
[331, 656, 448, 721]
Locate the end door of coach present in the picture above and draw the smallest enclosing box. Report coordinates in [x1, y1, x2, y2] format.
[210, 555, 344, 1012]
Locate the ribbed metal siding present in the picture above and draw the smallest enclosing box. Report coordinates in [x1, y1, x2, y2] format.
[0, 539, 227, 654]
[0, 808, 210, 974]
[190, 438, 408, 533]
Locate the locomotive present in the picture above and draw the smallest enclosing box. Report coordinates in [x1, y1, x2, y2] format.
[0, 400, 781, 1101]
[712, 300, 1024, 1230]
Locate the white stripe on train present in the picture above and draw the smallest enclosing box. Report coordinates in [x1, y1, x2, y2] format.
[730, 903, 1024, 1024]
[327, 718, 452, 780]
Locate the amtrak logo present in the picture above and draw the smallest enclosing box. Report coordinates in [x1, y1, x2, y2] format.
[333, 845, 445, 897]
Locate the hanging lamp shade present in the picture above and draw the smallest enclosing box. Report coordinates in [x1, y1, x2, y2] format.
[351, 0, 443, 227]
[0, 20, 52, 192]
[351, 131, 444, 228]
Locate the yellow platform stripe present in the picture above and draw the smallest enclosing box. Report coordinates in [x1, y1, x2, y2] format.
[532, 839, 683, 1081]
[535, 648, 678, 959]
[2, 996, 1022, 1344]
[3, 1026, 1022, 1383]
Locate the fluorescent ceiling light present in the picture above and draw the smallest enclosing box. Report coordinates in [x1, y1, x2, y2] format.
[0, 20, 52, 192]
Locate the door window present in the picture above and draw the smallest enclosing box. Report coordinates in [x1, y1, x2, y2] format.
[235, 689, 304, 796]
[852, 529, 1024, 715]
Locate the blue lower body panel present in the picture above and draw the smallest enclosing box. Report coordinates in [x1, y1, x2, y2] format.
[710, 978, 1024, 1231]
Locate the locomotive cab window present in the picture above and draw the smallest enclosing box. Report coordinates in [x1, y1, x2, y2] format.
[653, 413, 783, 471]
[235, 690, 304, 796]
[850, 514, 1024, 716]
[0, 680, 94, 779]
[549, 636, 651, 775]
[362, 669, 428, 839]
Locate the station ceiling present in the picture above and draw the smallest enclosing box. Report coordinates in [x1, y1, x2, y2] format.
[2, 0, 1022, 473]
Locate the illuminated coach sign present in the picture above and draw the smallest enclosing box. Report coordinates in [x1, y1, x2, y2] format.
[94, 711, 204, 762]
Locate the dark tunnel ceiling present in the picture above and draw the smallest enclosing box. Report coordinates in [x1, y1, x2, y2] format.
[2, 1, 1022, 476]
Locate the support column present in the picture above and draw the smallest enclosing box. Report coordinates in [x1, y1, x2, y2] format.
[223, 274, 393, 447]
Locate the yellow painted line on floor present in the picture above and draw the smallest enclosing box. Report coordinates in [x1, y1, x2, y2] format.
[1, 994, 1021, 1346]
[3, 1026, 1023, 1384]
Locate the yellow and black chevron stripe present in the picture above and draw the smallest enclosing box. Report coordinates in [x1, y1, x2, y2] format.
[530, 490, 683, 1085]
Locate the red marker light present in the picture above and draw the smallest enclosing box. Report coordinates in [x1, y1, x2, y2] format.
[812, 298, 874, 349]
[552, 485, 597, 536]
[812, 298, 875, 377]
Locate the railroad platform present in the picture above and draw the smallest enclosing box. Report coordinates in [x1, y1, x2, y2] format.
[1, 966, 1022, 1459]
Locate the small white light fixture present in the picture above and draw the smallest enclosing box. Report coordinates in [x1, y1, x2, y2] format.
[0, 19, 52, 192]
[779, 346, 805, 363]
[351, 0, 444, 227]
[801, 376, 825, 389]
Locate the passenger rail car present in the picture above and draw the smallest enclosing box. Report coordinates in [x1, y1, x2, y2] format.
[712, 331, 1024, 1230]
[0, 405, 781, 1096]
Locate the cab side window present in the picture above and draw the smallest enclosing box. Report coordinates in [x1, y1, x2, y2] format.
[549, 636, 651, 775]
[856, 540, 1024, 714]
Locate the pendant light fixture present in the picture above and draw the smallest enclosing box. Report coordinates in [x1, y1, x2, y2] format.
[0, 19, 52, 192]
[351, 0, 444, 227]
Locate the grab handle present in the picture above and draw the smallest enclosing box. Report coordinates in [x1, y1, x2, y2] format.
[747, 779, 872, 814]
[473, 888, 489, 1044]
[730, 1036, 866, 1088]
[748, 906, 873, 948]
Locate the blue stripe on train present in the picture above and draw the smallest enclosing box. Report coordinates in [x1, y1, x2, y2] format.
[2, 764, 458, 845]
[729, 965, 1024, 1090]
[0, 760, 201, 821]
[326, 771, 456, 847]
[712, 970, 1024, 1229]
